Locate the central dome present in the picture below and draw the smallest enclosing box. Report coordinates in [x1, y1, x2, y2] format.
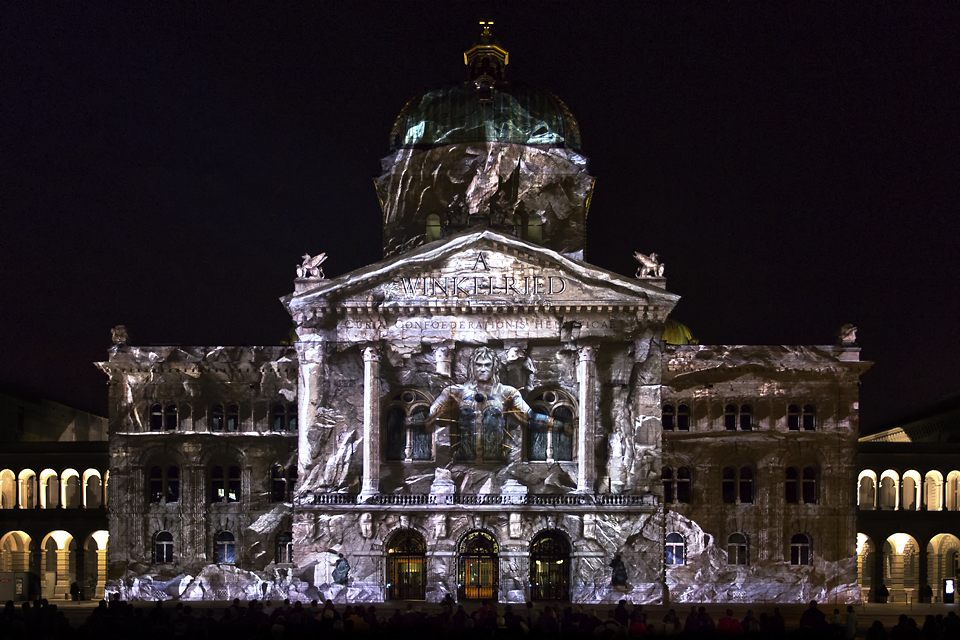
[389, 81, 582, 151]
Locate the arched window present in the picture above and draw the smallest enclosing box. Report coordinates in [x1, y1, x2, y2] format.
[662, 405, 675, 431]
[677, 404, 690, 431]
[276, 531, 293, 564]
[150, 404, 163, 431]
[155, 531, 173, 564]
[216, 532, 236, 564]
[662, 467, 674, 503]
[802, 467, 817, 504]
[271, 464, 295, 503]
[722, 466, 754, 504]
[457, 530, 499, 601]
[384, 390, 432, 462]
[802, 405, 816, 431]
[387, 530, 427, 601]
[149, 466, 179, 504]
[788, 405, 801, 431]
[791, 533, 811, 565]
[211, 405, 224, 432]
[211, 466, 240, 503]
[226, 405, 240, 432]
[426, 214, 442, 242]
[728, 533, 748, 565]
[530, 531, 571, 601]
[528, 390, 575, 462]
[666, 533, 685, 565]
[164, 404, 178, 431]
[725, 404, 753, 430]
[677, 467, 691, 503]
[786, 467, 799, 504]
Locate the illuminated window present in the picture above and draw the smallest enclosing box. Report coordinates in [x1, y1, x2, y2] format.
[526, 216, 542, 244]
[458, 530, 499, 601]
[528, 390, 575, 462]
[426, 214, 442, 242]
[150, 404, 163, 431]
[211, 466, 240, 503]
[791, 533, 811, 565]
[728, 533, 748, 565]
[387, 530, 427, 601]
[666, 533, 685, 565]
[154, 531, 174, 564]
[384, 390, 433, 462]
[662, 405, 675, 431]
[530, 531, 571, 601]
[216, 532, 236, 564]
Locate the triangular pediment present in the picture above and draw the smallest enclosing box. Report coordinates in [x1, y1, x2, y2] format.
[284, 229, 678, 316]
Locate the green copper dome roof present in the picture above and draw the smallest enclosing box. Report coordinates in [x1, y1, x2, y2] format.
[389, 81, 582, 151]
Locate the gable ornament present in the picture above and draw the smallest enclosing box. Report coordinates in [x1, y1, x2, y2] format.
[633, 251, 664, 278]
[297, 253, 327, 279]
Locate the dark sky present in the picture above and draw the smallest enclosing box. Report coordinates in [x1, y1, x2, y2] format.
[2, 3, 958, 433]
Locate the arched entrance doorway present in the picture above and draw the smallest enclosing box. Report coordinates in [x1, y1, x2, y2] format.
[530, 531, 570, 601]
[458, 530, 498, 601]
[386, 530, 427, 600]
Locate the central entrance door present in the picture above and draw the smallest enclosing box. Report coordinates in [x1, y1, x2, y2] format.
[530, 531, 571, 601]
[458, 530, 499, 601]
[386, 530, 427, 600]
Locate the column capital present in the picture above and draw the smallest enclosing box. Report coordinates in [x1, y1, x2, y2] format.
[578, 345, 597, 362]
[362, 344, 381, 362]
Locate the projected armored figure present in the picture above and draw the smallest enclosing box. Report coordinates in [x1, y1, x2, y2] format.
[428, 347, 562, 462]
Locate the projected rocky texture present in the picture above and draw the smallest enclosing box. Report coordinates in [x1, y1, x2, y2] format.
[97, 346, 300, 599]
[660, 343, 869, 604]
[376, 143, 594, 259]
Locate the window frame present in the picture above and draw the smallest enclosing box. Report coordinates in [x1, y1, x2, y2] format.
[666, 533, 685, 566]
[148, 465, 179, 504]
[527, 389, 576, 463]
[216, 531, 236, 564]
[722, 466, 755, 504]
[724, 403, 753, 431]
[727, 533, 748, 565]
[384, 390, 434, 462]
[790, 533, 812, 565]
[154, 531, 174, 564]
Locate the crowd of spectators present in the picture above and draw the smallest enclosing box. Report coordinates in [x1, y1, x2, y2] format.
[3, 596, 960, 639]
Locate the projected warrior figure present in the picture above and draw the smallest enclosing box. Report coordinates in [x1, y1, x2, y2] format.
[428, 347, 563, 462]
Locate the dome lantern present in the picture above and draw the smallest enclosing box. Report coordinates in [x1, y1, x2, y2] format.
[464, 21, 509, 97]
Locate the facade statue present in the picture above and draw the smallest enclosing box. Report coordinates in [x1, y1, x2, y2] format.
[633, 251, 665, 278]
[332, 553, 350, 585]
[610, 553, 628, 586]
[838, 324, 858, 345]
[296, 253, 327, 279]
[111, 325, 129, 346]
[427, 347, 562, 462]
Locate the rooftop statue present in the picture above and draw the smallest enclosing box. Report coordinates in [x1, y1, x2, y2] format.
[634, 251, 665, 278]
[111, 325, 129, 346]
[427, 347, 565, 462]
[296, 253, 327, 279]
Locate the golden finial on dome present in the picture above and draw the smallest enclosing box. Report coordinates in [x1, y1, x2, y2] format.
[464, 21, 508, 85]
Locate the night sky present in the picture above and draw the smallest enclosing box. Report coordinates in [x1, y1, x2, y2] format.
[2, 4, 958, 434]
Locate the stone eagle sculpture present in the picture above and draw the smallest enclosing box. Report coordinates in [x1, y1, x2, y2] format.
[633, 251, 665, 278]
[296, 253, 327, 279]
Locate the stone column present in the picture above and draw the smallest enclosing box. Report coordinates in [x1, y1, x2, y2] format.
[96, 549, 108, 599]
[576, 345, 597, 494]
[54, 548, 71, 600]
[295, 340, 323, 493]
[360, 344, 381, 499]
